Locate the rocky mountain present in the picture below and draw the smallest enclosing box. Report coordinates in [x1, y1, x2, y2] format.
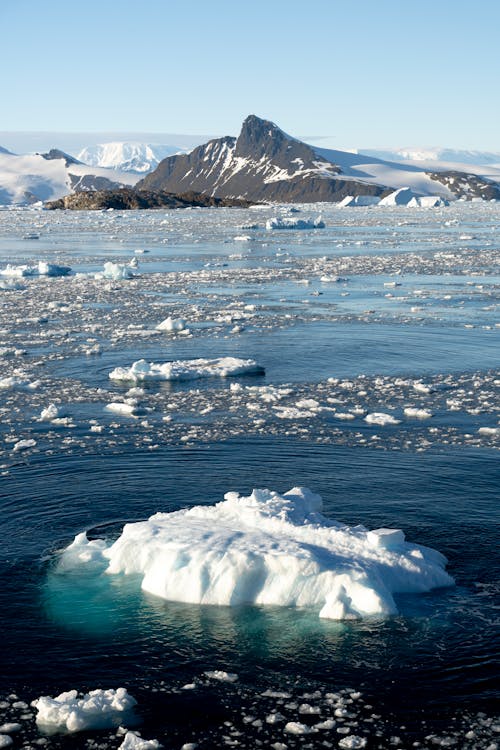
[137, 116, 385, 203]
[44, 188, 253, 211]
[138, 115, 500, 203]
[77, 142, 184, 173]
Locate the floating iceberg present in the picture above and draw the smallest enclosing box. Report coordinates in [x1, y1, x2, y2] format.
[109, 357, 264, 383]
[156, 316, 187, 332]
[337, 195, 380, 207]
[266, 216, 325, 230]
[32, 688, 137, 733]
[37, 261, 71, 277]
[99, 262, 136, 281]
[60, 487, 454, 620]
[378, 187, 419, 206]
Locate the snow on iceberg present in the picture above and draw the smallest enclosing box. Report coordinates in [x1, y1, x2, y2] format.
[378, 187, 419, 206]
[32, 688, 137, 733]
[59, 487, 454, 620]
[109, 357, 264, 383]
[266, 216, 325, 230]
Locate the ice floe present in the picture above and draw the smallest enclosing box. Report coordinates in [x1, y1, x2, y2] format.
[32, 688, 137, 733]
[109, 357, 264, 383]
[266, 216, 325, 230]
[59, 486, 454, 620]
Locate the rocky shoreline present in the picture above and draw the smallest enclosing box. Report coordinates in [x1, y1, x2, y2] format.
[44, 187, 254, 210]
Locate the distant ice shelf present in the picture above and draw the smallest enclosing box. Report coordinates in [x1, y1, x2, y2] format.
[58, 486, 454, 620]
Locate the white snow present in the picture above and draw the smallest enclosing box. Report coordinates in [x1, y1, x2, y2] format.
[109, 357, 264, 383]
[32, 688, 137, 733]
[0, 151, 138, 205]
[60, 486, 454, 620]
[77, 141, 181, 173]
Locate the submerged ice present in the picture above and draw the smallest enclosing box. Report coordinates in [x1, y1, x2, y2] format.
[60, 487, 454, 620]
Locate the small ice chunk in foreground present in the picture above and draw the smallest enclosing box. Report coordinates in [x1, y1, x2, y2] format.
[0, 736, 13, 748]
[32, 688, 137, 733]
[109, 357, 264, 383]
[60, 487, 454, 620]
[119, 731, 161, 750]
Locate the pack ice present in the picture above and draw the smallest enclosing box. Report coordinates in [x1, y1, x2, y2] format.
[61, 487, 454, 619]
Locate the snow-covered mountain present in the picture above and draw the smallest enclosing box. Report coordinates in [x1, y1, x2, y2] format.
[0, 150, 140, 205]
[77, 142, 184, 173]
[138, 115, 500, 203]
[361, 147, 500, 166]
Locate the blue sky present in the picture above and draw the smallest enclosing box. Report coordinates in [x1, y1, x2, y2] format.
[1, 0, 499, 149]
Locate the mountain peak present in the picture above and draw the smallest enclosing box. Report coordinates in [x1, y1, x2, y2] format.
[236, 115, 289, 159]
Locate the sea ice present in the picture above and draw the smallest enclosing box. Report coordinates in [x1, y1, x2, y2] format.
[109, 357, 264, 383]
[37, 261, 71, 277]
[118, 731, 161, 750]
[60, 487, 454, 620]
[266, 216, 325, 230]
[378, 187, 419, 206]
[156, 316, 187, 332]
[364, 413, 401, 425]
[99, 262, 136, 281]
[32, 688, 137, 733]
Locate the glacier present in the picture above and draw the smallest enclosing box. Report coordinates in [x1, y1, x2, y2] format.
[59, 487, 454, 620]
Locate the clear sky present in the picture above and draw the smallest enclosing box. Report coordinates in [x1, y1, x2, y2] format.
[1, 0, 499, 150]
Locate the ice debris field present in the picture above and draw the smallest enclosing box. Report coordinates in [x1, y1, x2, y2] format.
[61, 486, 453, 620]
[0, 201, 499, 467]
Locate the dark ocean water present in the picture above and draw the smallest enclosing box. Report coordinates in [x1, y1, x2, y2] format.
[1, 440, 498, 747]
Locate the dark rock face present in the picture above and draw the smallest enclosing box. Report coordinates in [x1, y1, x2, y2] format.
[426, 171, 500, 201]
[68, 173, 125, 192]
[40, 149, 82, 167]
[44, 188, 254, 210]
[137, 115, 385, 202]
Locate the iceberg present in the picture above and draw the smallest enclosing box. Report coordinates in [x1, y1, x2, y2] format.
[266, 216, 325, 230]
[378, 187, 419, 206]
[109, 357, 264, 383]
[60, 487, 454, 620]
[32, 688, 137, 733]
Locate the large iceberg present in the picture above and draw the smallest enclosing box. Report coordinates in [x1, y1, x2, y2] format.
[109, 357, 264, 383]
[60, 487, 454, 620]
